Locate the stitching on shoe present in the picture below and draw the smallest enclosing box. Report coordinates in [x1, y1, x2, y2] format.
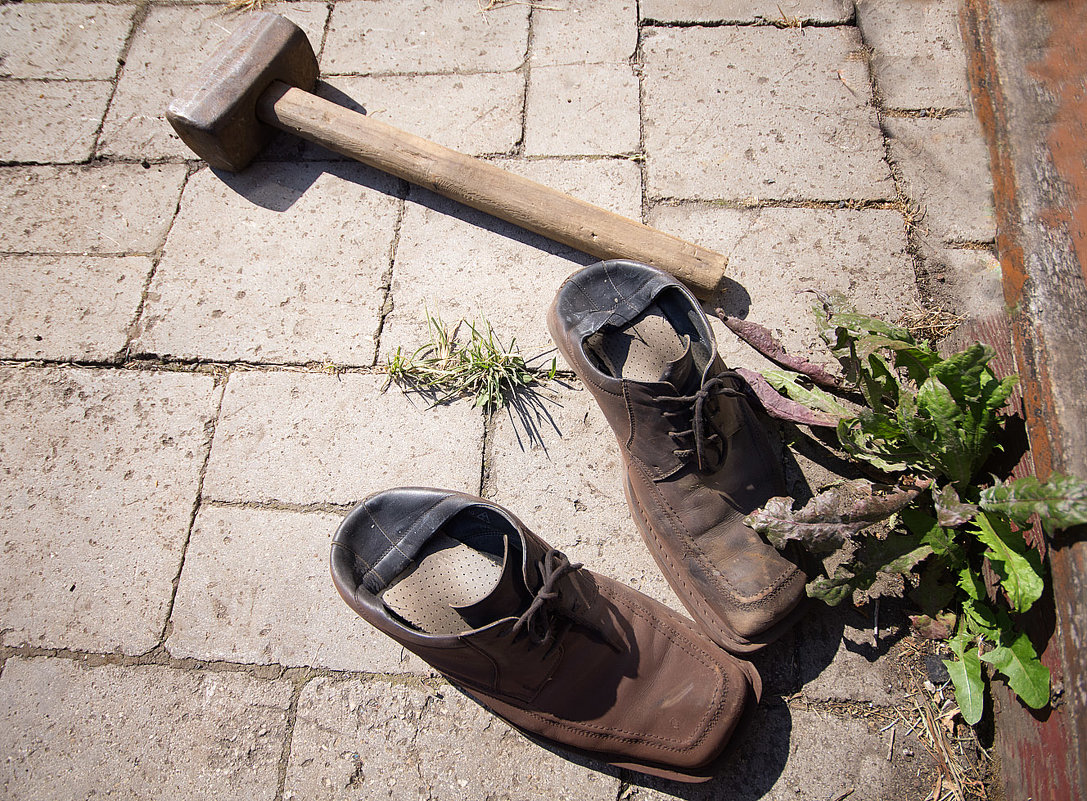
[636, 468, 798, 605]
[363, 494, 448, 589]
[501, 580, 728, 753]
[568, 278, 603, 312]
[631, 467, 798, 611]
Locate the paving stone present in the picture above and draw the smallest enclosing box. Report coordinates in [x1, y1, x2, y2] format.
[99, 3, 329, 160]
[885, 115, 997, 244]
[642, 26, 894, 202]
[856, 0, 972, 110]
[0, 163, 188, 254]
[0, 80, 112, 163]
[532, 0, 638, 65]
[323, 0, 530, 75]
[0, 657, 290, 800]
[797, 606, 903, 705]
[135, 162, 400, 365]
[0, 367, 219, 654]
[284, 676, 620, 801]
[488, 382, 683, 611]
[202, 371, 483, 506]
[640, 0, 853, 23]
[648, 205, 916, 370]
[0, 255, 150, 361]
[525, 64, 640, 156]
[320, 72, 523, 156]
[628, 702, 935, 800]
[927, 247, 1006, 321]
[379, 157, 642, 358]
[0, 2, 134, 80]
[169, 505, 428, 674]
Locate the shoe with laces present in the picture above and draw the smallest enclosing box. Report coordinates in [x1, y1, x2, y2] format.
[547, 260, 806, 653]
[330, 487, 761, 782]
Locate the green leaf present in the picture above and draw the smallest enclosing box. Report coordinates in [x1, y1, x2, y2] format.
[806, 570, 856, 606]
[914, 374, 974, 487]
[902, 506, 964, 564]
[958, 566, 986, 601]
[828, 312, 915, 343]
[761, 369, 853, 418]
[961, 597, 1002, 640]
[972, 512, 1044, 613]
[980, 632, 1051, 709]
[945, 635, 985, 724]
[837, 414, 916, 473]
[980, 473, 1087, 530]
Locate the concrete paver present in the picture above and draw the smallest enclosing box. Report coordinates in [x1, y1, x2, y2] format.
[0, 367, 219, 654]
[856, 0, 972, 110]
[284, 676, 621, 801]
[320, 73, 524, 156]
[0, 2, 133, 80]
[648, 205, 917, 368]
[796, 607, 901, 705]
[168, 505, 428, 673]
[0, 164, 187, 254]
[323, 0, 530, 74]
[0, 255, 150, 361]
[488, 383, 684, 610]
[525, 63, 640, 156]
[135, 162, 400, 366]
[202, 372, 484, 506]
[929, 247, 1005, 320]
[379, 157, 641, 358]
[641, 26, 894, 201]
[0, 80, 113, 163]
[0, 657, 291, 800]
[640, 0, 853, 24]
[885, 114, 997, 244]
[99, 3, 329, 160]
[532, 0, 638, 65]
[630, 704, 935, 800]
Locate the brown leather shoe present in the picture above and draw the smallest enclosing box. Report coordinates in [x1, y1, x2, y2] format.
[547, 260, 806, 653]
[330, 487, 760, 783]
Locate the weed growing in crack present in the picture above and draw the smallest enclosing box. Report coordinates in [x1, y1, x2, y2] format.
[383, 312, 557, 413]
[720, 292, 1087, 726]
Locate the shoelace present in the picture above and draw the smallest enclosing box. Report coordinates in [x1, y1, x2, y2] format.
[662, 371, 746, 472]
[509, 548, 582, 647]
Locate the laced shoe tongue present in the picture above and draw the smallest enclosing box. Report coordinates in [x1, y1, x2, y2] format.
[452, 535, 533, 629]
[659, 335, 698, 392]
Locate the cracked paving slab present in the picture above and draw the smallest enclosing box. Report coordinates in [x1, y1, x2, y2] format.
[0, 657, 292, 801]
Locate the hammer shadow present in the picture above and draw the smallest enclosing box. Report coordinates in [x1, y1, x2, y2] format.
[212, 78, 625, 269]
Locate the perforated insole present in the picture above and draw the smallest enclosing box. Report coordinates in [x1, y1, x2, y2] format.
[588, 307, 688, 382]
[380, 533, 504, 635]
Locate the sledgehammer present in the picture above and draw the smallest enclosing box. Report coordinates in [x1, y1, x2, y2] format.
[167, 12, 728, 298]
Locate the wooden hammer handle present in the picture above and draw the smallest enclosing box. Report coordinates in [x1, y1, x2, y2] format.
[257, 82, 727, 298]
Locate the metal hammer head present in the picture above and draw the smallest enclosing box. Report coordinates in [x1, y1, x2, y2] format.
[167, 13, 318, 171]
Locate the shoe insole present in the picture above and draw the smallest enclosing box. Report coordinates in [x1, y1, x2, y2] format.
[587, 306, 689, 383]
[380, 532, 504, 635]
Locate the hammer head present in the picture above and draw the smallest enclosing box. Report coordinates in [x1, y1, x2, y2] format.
[167, 13, 318, 171]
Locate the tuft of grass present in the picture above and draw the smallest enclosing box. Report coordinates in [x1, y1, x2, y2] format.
[383, 313, 556, 412]
[224, 0, 265, 11]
